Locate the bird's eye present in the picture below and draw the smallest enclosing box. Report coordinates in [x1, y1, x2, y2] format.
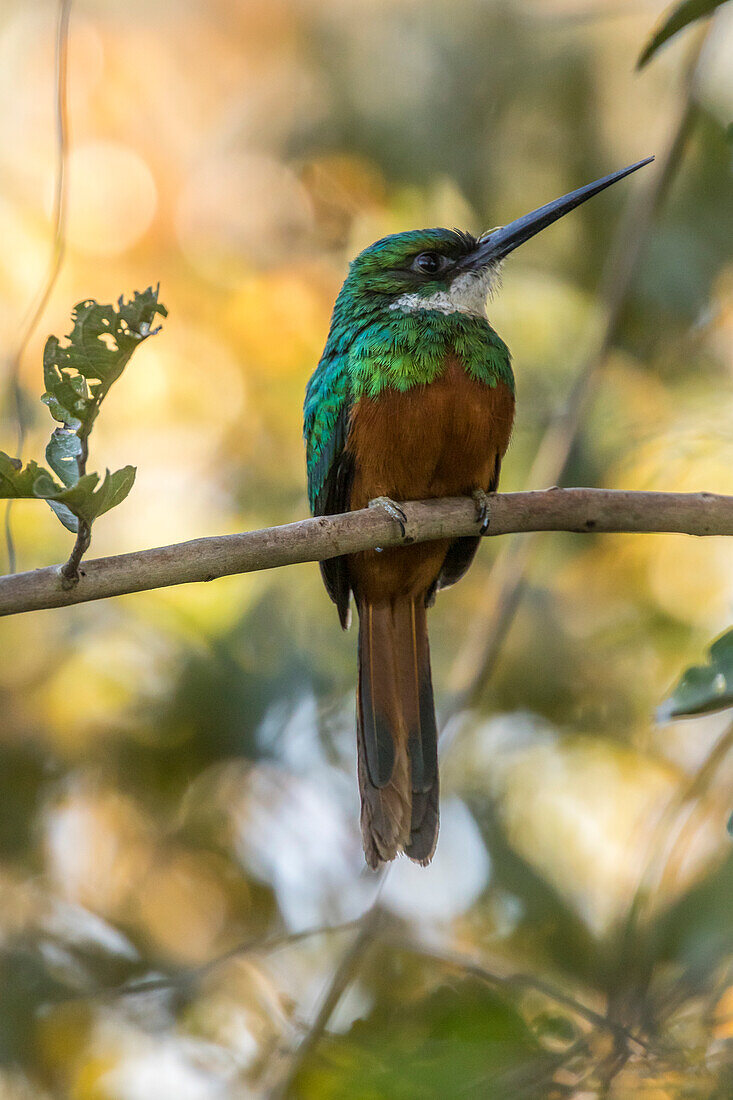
[413, 251, 446, 275]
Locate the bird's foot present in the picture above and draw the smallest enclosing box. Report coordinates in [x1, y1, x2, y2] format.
[368, 496, 407, 538]
[472, 489, 491, 534]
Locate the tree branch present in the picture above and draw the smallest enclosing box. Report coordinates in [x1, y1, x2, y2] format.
[56, 919, 365, 1006]
[272, 908, 381, 1099]
[0, 488, 731, 617]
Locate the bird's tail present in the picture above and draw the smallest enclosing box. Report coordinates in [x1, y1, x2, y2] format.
[356, 597, 439, 868]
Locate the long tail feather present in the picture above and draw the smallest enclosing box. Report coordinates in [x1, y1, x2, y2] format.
[356, 598, 439, 867]
[404, 599, 439, 864]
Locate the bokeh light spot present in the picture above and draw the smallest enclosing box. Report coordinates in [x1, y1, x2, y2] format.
[61, 141, 157, 256]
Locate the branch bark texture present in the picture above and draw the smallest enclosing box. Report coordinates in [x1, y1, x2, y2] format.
[0, 488, 731, 618]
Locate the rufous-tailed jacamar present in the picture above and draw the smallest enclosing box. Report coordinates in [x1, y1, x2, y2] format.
[304, 157, 653, 869]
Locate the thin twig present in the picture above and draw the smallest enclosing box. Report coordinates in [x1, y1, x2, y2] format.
[640, 719, 733, 916]
[3, 0, 72, 573]
[385, 938, 649, 1051]
[0, 488, 731, 617]
[272, 908, 382, 1099]
[59, 434, 90, 586]
[610, 718, 733, 1027]
[271, 922, 648, 1096]
[70, 919, 365, 1005]
[59, 520, 91, 587]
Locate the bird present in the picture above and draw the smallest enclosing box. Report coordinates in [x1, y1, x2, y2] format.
[304, 156, 653, 869]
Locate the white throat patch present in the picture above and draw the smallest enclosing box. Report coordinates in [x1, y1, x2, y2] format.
[389, 266, 499, 320]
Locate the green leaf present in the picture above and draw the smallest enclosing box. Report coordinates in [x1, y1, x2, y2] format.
[88, 466, 137, 519]
[47, 467, 137, 533]
[0, 452, 135, 534]
[45, 427, 83, 487]
[637, 0, 727, 68]
[531, 1011, 579, 1046]
[0, 453, 51, 499]
[1, 288, 160, 546]
[295, 955, 556, 1099]
[41, 287, 166, 435]
[36, 287, 164, 536]
[44, 497, 79, 534]
[658, 628, 733, 719]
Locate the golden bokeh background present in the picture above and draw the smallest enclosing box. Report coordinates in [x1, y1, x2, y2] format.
[0, 1, 731, 1096]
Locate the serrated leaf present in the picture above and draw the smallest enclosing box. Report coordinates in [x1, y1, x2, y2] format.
[0, 452, 77, 531]
[0, 453, 135, 534]
[658, 629, 733, 719]
[41, 287, 166, 434]
[35, 287, 164, 538]
[637, 0, 727, 68]
[0, 453, 51, 498]
[46, 427, 83, 487]
[49, 467, 136, 531]
[3, 289, 161, 545]
[88, 465, 136, 519]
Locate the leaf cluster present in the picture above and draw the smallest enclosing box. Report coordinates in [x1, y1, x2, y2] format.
[0, 288, 165, 536]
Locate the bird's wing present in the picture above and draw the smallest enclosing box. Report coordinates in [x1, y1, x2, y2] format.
[303, 354, 353, 628]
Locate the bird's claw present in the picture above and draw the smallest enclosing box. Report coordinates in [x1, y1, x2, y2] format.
[369, 496, 407, 538]
[472, 489, 491, 534]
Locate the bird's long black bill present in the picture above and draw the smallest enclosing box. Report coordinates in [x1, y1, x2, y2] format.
[463, 156, 654, 269]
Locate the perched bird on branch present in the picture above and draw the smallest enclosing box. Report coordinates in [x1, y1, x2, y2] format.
[304, 157, 653, 868]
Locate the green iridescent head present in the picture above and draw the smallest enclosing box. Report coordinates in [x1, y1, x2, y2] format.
[347, 227, 482, 298]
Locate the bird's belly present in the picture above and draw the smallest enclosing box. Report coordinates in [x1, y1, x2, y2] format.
[345, 355, 514, 601]
[347, 356, 514, 508]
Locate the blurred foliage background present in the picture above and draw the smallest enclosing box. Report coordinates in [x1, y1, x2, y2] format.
[0, 0, 732, 1096]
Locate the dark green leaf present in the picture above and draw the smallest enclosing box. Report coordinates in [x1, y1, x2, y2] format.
[0, 453, 51, 499]
[637, 0, 727, 68]
[0, 453, 135, 534]
[47, 467, 137, 533]
[658, 628, 733, 718]
[87, 465, 137, 519]
[295, 959, 557, 1100]
[41, 287, 166, 435]
[0, 950, 73, 1063]
[531, 1011, 579, 1046]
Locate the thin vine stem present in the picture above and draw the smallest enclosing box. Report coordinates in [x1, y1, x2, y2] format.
[3, 0, 72, 573]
